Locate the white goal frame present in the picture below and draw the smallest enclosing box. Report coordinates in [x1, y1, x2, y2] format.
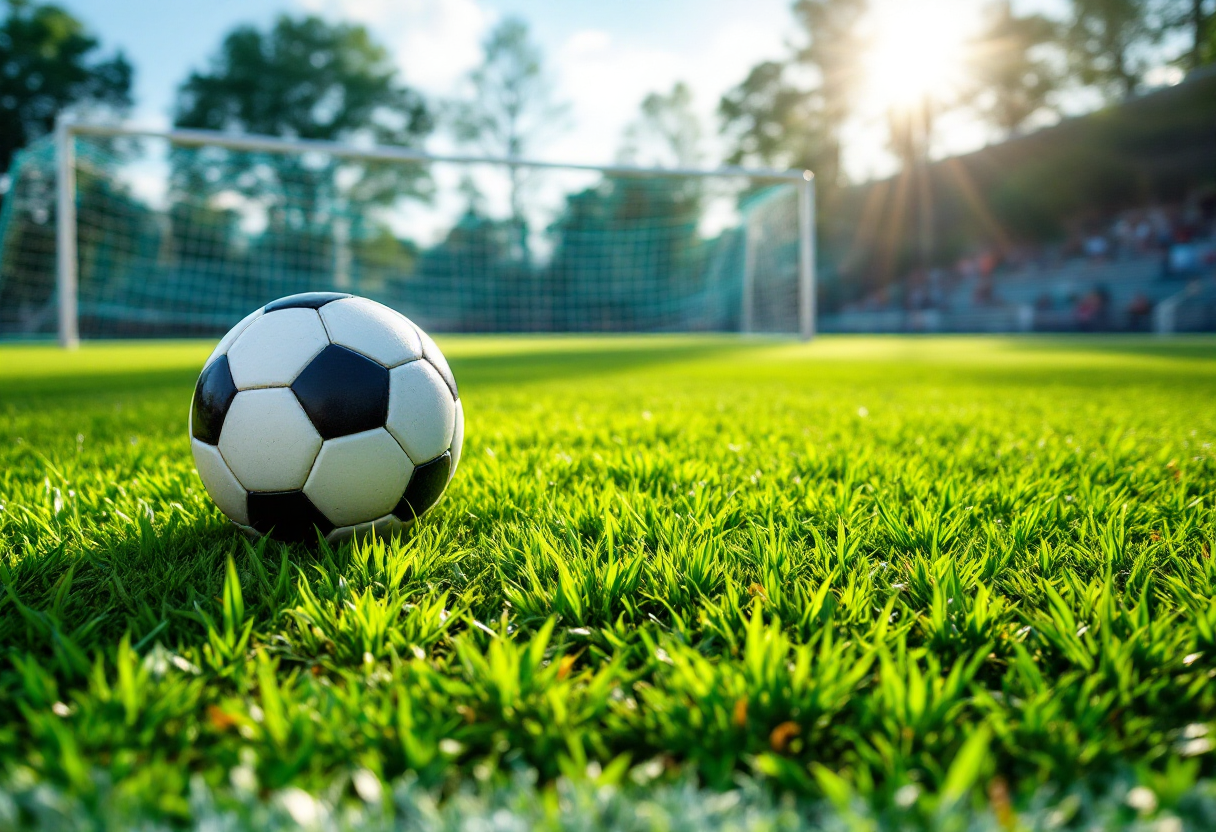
[53, 117, 816, 347]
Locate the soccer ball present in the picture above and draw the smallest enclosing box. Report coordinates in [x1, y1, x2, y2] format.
[189, 292, 464, 543]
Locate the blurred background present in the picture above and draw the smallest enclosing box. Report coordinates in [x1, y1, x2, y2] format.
[0, 0, 1213, 337]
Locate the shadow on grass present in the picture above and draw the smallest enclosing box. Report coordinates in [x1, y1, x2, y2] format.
[1, 368, 200, 401]
[450, 339, 748, 388]
[0, 517, 252, 665]
[0, 512, 447, 665]
[1, 339, 752, 401]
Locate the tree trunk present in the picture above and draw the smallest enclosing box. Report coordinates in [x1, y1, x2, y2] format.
[915, 102, 935, 268]
[509, 163, 529, 266]
[1192, 0, 1206, 70]
[1116, 44, 1136, 99]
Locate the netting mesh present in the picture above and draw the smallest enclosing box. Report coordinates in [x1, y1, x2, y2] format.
[0, 133, 805, 339]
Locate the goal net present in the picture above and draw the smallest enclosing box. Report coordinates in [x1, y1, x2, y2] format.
[0, 124, 814, 342]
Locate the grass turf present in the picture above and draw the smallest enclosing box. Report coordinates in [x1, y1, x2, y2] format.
[0, 335, 1215, 827]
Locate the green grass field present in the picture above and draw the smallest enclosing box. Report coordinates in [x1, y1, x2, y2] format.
[1, 335, 1215, 830]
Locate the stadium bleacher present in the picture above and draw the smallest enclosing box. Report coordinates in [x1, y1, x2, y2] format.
[822, 198, 1216, 334]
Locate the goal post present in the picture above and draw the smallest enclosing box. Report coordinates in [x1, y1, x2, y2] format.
[55, 117, 79, 348]
[5, 119, 817, 344]
[798, 171, 817, 341]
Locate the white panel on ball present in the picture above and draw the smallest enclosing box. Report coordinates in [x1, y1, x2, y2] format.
[227, 308, 330, 389]
[205, 307, 264, 368]
[386, 360, 456, 464]
[191, 438, 250, 525]
[416, 329, 457, 396]
[319, 297, 423, 368]
[325, 514, 406, 545]
[449, 399, 465, 481]
[374, 514, 409, 536]
[304, 428, 413, 526]
[219, 388, 323, 492]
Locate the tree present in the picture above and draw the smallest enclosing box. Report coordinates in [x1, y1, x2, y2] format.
[1157, 0, 1215, 70]
[718, 61, 826, 171]
[450, 18, 567, 237]
[620, 81, 703, 168]
[1065, 0, 1158, 99]
[966, 1, 1061, 137]
[0, 0, 131, 174]
[790, 0, 869, 187]
[717, 0, 865, 188]
[1207, 9, 1216, 63]
[172, 15, 432, 274]
[547, 176, 706, 331]
[175, 15, 429, 144]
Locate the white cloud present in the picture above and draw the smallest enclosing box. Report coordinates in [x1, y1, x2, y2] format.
[546, 31, 680, 164]
[296, 0, 491, 95]
[544, 21, 785, 167]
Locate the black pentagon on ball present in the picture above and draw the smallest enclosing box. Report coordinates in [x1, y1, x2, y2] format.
[191, 355, 238, 445]
[291, 344, 390, 439]
[264, 291, 352, 312]
[394, 451, 451, 520]
[247, 491, 334, 542]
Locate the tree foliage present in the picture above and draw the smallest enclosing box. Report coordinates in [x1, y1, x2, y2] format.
[169, 14, 432, 273]
[714, 0, 1194, 184]
[620, 81, 703, 168]
[965, 1, 1062, 136]
[450, 18, 566, 162]
[448, 17, 567, 262]
[789, 0, 869, 186]
[717, 0, 865, 189]
[1065, 0, 1159, 99]
[1156, 0, 1215, 70]
[718, 61, 825, 171]
[1208, 7, 1216, 63]
[171, 15, 431, 203]
[450, 17, 567, 234]
[174, 14, 429, 145]
[0, 0, 131, 174]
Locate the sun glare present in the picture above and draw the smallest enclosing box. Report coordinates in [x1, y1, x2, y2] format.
[862, 0, 980, 114]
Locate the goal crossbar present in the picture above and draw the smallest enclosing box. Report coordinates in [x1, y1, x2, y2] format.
[63, 121, 811, 183]
[51, 118, 817, 346]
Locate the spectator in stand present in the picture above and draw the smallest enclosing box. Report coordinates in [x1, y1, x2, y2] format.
[927, 268, 946, 310]
[848, 196, 1212, 321]
[1074, 286, 1111, 331]
[906, 269, 927, 311]
[1135, 217, 1153, 253]
[1127, 293, 1153, 331]
[1150, 207, 1172, 249]
[1074, 291, 1099, 330]
[978, 249, 997, 279]
[963, 249, 996, 306]
[974, 272, 994, 306]
[1095, 285, 1111, 324]
[1114, 216, 1135, 259]
[1084, 233, 1110, 261]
